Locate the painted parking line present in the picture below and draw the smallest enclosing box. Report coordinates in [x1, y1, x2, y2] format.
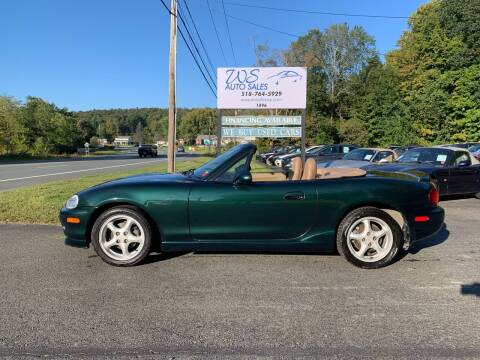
[0, 159, 164, 183]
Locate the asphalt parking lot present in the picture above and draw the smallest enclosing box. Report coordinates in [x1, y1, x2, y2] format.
[0, 198, 478, 358]
[0, 150, 196, 191]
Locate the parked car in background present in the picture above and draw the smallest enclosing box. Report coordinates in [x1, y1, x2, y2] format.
[283, 144, 358, 170]
[274, 145, 324, 168]
[439, 142, 480, 149]
[177, 145, 185, 153]
[265, 146, 300, 165]
[138, 144, 158, 158]
[256, 146, 292, 163]
[271, 147, 300, 167]
[364, 147, 480, 196]
[317, 148, 396, 169]
[390, 145, 422, 157]
[60, 143, 444, 269]
[468, 145, 480, 161]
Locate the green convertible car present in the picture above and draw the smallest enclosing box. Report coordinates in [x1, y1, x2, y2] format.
[60, 143, 444, 269]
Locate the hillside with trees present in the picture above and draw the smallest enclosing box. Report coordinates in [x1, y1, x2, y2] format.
[1, 0, 478, 157]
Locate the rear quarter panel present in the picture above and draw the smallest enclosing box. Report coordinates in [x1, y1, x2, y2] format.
[309, 177, 433, 250]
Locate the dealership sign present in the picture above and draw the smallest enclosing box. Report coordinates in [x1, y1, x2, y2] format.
[217, 67, 307, 109]
[222, 127, 301, 138]
[221, 115, 301, 126]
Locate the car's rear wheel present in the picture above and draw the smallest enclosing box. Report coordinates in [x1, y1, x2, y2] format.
[91, 206, 152, 266]
[337, 207, 402, 269]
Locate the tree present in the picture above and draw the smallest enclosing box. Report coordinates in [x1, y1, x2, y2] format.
[178, 109, 216, 145]
[284, 25, 376, 121]
[0, 96, 26, 154]
[387, 0, 480, 143]
[338, 119, 369, 146]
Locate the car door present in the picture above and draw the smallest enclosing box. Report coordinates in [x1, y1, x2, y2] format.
[448, 151, 480, 194]
[188, 156, 317, 241]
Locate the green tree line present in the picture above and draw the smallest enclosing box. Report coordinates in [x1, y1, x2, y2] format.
[1, 0, 478, 157]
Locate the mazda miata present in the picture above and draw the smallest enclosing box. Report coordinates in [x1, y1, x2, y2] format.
[60, 143, 444, 269]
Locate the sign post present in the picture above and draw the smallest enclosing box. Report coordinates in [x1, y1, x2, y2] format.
[216, 67, 307, 160]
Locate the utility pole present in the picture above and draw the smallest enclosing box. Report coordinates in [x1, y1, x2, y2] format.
[167, 0, 177, 173]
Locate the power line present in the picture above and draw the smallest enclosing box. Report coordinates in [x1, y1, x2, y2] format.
[225, 12, 399, 60]
[180, 0, 217, 75]
[220, 0, 237, 66]
[224, 1, 409, 19]
[176, 6, 217, 85]
[178, 27, 217, 96]
[206, 0, 229, 66]
[226, 13, 300, 39]
[159, 0, 217, 97]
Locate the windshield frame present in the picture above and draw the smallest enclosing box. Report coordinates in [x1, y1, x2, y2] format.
[192, 144, 255, 181]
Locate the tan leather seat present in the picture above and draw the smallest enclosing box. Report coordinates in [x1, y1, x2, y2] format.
[291, 157, 303, 180]
[301, 158, 317, 180]
[252, 172, 287, 182]
[317, 168, 367, 179]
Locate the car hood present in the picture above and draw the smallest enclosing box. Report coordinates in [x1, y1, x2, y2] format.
[79, 173, 190, 195]
[317, 159, 369, 168]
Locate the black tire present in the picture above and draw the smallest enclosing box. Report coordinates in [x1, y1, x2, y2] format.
[336, 207, 403, 269]
[91, 206, 153, 266]
[139, 154, 143, 158]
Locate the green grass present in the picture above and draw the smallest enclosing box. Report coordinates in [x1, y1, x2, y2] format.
[0, 157, 210, 225]
[0, 155, 271, 225]
[89, 149, 121, 156]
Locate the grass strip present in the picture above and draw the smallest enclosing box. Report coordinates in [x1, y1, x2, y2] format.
[0, 157, 209, 225]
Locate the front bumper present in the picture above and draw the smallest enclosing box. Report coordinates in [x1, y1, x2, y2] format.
[59, 207, 93, 248]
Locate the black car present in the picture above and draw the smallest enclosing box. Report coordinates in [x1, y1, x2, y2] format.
[265, 146, 296, 165]
[256, 146, 289, 163]
[283, 144, 358, 170]
[138, 144, 158, 158]
[440, 142, 480, 149]
[365, 147, 480, 196]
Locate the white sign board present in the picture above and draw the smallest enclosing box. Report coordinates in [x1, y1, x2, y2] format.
[222, 127, 302, 138]
[222, 115, 301, 126]
[217, 67, 307, 109]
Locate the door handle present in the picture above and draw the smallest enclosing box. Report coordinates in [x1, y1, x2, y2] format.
[284, 191, 305, 200]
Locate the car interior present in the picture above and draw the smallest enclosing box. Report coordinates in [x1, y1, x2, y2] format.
[250, 156, 367, 183]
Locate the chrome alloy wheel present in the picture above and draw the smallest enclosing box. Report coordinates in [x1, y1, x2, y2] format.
[346, 216, 393, 263]
[98, 214, 145, 261]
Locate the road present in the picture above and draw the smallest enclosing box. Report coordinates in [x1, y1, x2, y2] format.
[0, 149, 196, 191]
[0, 198, 478, 358]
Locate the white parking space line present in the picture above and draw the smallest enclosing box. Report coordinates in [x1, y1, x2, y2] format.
[0, 159, 163, 183]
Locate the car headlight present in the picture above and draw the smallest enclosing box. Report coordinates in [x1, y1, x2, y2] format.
[66, 195, 79, 210]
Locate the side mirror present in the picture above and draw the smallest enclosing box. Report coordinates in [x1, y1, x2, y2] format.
[457, 160, 470, 167]
[234, 171, 252, 185]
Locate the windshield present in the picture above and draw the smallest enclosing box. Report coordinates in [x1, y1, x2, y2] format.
[397, 148, 450, 165]
[306, 145, 323, 153]
[193, 146, 246, 179]
[343, 149, 376, 161]
[468, 145, 480, 153]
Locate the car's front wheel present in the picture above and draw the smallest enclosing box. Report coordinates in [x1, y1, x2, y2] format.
[91, 206, 152, 266]
[337, 207, 402, 269]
